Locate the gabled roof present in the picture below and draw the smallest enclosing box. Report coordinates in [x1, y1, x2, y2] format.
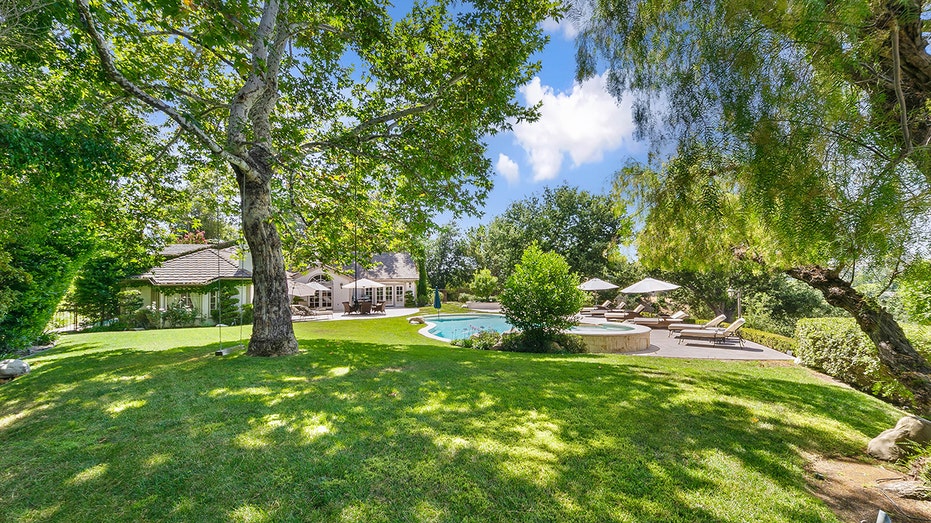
[347, 253, 418, 281]
[132, 247, 251, 286]
[159, 243, 213, 258]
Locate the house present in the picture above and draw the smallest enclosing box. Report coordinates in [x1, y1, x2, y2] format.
[295, 253, 419, 311]
[126, 246, 418, 320]
[125, 244, 253, 325]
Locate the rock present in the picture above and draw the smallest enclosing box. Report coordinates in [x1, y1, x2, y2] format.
[867, 415, 931, 461]
[0, 359, 30, 378]
[408, 316, 425, 325]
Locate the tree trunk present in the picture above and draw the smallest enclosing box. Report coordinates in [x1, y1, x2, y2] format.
[236, 157, 298, 357]
[787, 265, 931, 413]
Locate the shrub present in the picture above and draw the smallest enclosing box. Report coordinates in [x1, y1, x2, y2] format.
[794, 318, 915, 405]
[404, 291, 416, 308]
[132, 306, 162, 329]
[499, 331, 587, 354]
[163, 300, 197, 328]
[900, 260, 931, 325]
[499, 244, 587, 345]
[241, 304, 254, 325]
[210, 285, 241, 325]
[452, 330, 501, 350]
[741, 327, 797, 354]
[118, 289, 144, 314]
[33, 331, 59, 346]
[470, 269, 499, 302]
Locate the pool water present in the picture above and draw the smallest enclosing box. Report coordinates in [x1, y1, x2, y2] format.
[426, 314, 634, 341]
[427, 314, 514, 340]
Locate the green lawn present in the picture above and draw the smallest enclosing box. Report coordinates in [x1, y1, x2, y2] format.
[0, 316, 903, 522]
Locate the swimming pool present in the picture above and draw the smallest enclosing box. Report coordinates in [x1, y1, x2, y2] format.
[423, 314, 515, 341]
[421, 314, 651, 353]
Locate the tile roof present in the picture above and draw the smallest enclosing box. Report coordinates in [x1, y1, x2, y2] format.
[159, 244, 213, 258]
[347, 253, 418, 280]
[133, 248, 252, 286]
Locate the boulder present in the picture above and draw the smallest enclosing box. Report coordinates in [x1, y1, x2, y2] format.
[867, 416, 931, 461]
[0, 359, 30, 379]
[408, 316, 425, 325]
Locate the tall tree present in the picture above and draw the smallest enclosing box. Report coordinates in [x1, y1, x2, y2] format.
[577, 0, 931, 408]
[73, 0, 561, 356]
[466, 185, 631, 280]
[0, 7, 165, 352]
[425, 223, 474, 290]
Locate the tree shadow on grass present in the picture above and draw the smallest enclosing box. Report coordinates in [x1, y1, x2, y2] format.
[0, 337, 901, 522]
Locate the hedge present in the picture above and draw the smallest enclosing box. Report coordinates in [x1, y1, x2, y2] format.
[794, 318, 931, 406]
[741, 327, 797, 354]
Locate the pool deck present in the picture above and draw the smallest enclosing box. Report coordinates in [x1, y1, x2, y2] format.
[580, 317, 794, 361]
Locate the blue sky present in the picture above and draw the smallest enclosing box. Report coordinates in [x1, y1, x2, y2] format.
[454, 17, 647, 228]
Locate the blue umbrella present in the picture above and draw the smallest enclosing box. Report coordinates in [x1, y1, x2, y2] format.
[433, 288, 442, 312]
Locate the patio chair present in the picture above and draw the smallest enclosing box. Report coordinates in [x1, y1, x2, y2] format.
[604, 304, 644, 322]
[668, 314, 726, 337]
[373, 301, 386, 314]
[342, 301, 353, 314]
[677, 318, 746, 346]
[359, 301, 372, 314]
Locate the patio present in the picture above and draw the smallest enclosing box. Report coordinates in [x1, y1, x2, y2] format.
[580, 316, 794, 361]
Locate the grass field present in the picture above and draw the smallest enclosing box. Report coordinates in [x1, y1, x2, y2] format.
[0, 315, 904, 522]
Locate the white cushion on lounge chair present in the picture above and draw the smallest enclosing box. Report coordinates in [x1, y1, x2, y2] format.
[669, 314, 726, 333]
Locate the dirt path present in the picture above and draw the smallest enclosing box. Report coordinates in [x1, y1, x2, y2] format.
[805, 454, 931, 522]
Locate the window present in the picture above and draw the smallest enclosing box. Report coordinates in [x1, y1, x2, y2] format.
[177, 293, 193, 308]
[376, 287, 384, 302]
[306, 275, 332, 309]
[385, 286, 393, 302]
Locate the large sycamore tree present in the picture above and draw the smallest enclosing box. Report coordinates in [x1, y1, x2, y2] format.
[72, 0, 560, 356]
[576, 1, 931, 409]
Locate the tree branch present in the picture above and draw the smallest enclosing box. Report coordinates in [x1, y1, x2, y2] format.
[892, 21, 913, 154]
[73, 0, 254, 175]
[141, 28, 242, 70]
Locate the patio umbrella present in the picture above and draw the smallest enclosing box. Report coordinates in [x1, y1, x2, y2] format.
[433, 288, 441, 311]
[288, 280, 328, 297]
[578, 277, 619, 291]
[340, 278, 385, 289]
[620, 277, 680, 294]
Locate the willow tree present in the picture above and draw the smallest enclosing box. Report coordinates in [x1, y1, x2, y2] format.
[73, 0, 560, 356]
[576, 1, 931, 409]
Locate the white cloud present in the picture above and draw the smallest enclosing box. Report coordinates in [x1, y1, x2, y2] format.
[513, 74, 636, 182]
[541, 17, 580, 39]
[496, 153, 520, 185]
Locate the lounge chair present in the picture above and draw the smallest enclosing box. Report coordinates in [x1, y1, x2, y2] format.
[604, 304, 644, 322]
[290, 305, 316, 322]
[668, 314, 726, 337]
[630, 310, 687, 329]
[582, 300, 615, 317]
[677, 318, 746, 346]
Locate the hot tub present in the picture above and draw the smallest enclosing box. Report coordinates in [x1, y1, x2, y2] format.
[570, 322, 652, 353]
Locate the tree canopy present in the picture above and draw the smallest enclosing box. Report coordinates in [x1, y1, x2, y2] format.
[72, 0, 563, 355]
[467, 185, 632, 281]
[578, 0, 931, 410]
